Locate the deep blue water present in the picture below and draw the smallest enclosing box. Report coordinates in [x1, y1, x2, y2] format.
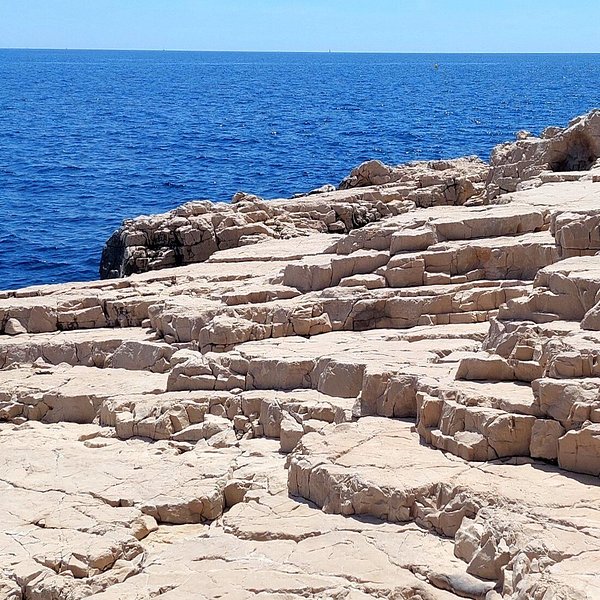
[1, 50, 599, 289]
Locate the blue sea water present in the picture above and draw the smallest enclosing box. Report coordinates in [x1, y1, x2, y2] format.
[1, 50, 599, 289]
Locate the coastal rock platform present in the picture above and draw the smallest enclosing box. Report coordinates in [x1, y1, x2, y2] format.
[2, 112, 600, 599]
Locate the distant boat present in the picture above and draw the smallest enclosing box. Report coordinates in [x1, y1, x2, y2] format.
[434, 63, 439, 70]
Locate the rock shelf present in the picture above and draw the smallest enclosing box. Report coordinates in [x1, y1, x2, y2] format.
[1, 111, 600, 599]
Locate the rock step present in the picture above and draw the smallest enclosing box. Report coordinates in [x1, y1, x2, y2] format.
[165, 329, 480, 404]
[499, 293, 581, 323]
[436, 379, 540, 415]
[287, 417, 600, 598]
[543, 335, 600, 379]
[0, 365, 167, 425]
[417, 394, 536, 461]
[418, 386, 600, 475]
[458, 317, 600, 383]
[0, 257, 290, 336]
[415, 374, 600, 468]
[482, 317, 580, 356]
[534, 377, 600, 427]
[281, 230, 557, 293]
[0, 327, 175, 372]
[558, 423, 600, 476]
[0, 292, 157, 334]
[379, 230, 558, 288]
[448, 361, 600, 470]
[0, 363, 353, 453]
[205, 232, 341, 264]
[455, 352, 543, 383]
[151, 280, 529, 346]
[498, 256, 600, 328]
[334, 204, 547, 255]
[102, 388, 354, 453]
[281, 249, 389, 292]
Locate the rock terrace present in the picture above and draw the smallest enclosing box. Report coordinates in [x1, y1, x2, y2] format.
[1, 111, 600, 599]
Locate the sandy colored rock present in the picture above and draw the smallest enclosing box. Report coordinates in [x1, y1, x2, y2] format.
[288, 417, 600, 598]
[486, 109, 600, 199]
[1, 112, 600, 598]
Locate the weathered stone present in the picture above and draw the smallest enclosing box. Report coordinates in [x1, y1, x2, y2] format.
[2, 112, 600, 598]
[486, 109, 600, 199]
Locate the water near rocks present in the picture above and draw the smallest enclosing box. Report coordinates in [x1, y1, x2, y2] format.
[1, 50, 599, 288]
[2, 111, 600, 598]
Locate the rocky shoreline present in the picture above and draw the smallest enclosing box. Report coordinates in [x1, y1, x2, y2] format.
[1, 112, 600, 599]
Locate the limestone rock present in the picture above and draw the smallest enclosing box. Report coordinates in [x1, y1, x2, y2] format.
[2, 112, 600, 598]
[288, 418, 600, 597]
[4, 317, 26, 335]
[486, 109, 600, 199]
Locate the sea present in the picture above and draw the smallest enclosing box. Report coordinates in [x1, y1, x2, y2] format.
[1, 50, 599, 289]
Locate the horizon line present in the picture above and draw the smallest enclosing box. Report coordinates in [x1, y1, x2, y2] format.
[2, 47, 600, 55]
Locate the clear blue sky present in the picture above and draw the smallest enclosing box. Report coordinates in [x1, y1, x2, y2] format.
[1, 0, 599, 53]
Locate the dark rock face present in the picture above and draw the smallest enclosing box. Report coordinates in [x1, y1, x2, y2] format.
[550, 131, 597, 172]
[100, 230, 133, 279]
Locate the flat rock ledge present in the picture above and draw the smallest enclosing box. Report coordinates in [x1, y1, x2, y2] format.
[2, 111, 600, 599]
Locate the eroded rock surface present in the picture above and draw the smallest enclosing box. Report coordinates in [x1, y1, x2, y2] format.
[99, 157, 489, 279]
[486, 109, 600, 198]
[2, 112, 600, 599]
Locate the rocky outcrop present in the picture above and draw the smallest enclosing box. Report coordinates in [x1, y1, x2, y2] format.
[2, 112, 600, 599]
[100, 111, 600, 280]
[99, 157, 489, 279]
[486, 109, 600, 198]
